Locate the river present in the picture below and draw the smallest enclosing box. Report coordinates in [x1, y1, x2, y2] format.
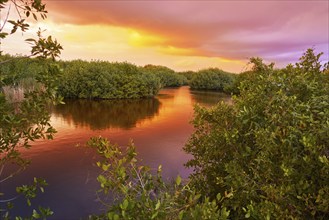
[2, 86, 231, 219]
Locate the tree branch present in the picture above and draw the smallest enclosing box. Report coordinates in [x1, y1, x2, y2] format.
[0, 3, 11, 32]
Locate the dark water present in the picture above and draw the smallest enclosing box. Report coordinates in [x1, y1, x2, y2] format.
[1, 86, 230, 219]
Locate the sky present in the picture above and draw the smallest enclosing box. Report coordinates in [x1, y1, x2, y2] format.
[1, 0, 328, 73]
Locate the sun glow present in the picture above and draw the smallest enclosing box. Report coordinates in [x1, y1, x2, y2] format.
[128, 30, 165, 47]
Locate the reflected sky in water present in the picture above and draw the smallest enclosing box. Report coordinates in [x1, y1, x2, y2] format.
[2, 86, 231, 219]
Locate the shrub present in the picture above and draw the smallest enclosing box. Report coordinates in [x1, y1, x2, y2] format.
[189, 68, 235, 93]
[86, 137, 232, 220]
[58, 61, 161, 99]
[142, 65, 188, 87]
[184, 49, 329, 219]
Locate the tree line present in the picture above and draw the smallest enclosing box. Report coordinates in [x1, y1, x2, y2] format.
[1, 54, 239, 100]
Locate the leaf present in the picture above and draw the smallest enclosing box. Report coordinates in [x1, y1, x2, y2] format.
[155, 200, 161, 210]
[25, 38, 36, 42]
[216, 193, 222, 201]
[178, 210, 184, 220]
[121, 199, 129, 210]
[7, 20, 16, 25]
[32, 209, 40, 218]
[151, 211, 158, 219]
[175, 175, 182, 186]
[0, 32, 8, 39]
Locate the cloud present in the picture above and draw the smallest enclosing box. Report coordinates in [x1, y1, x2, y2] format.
[43, 1, 328, 65]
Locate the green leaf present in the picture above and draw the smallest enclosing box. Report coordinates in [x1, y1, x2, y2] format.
[32, 209, 40, 218]
[121, 199, 129, 210]
[175, 175, 182, 186]
[216, 193, 222, 201]
[113, 214, 120, 220]
[155, 200, 161, 210]
[151, 211, 158, 219]
[178, 210, 184, 220]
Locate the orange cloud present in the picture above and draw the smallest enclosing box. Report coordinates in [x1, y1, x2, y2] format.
[44, 0, 328, 65]
[128, 30, 166, 47]
[157, 46, 200, 56]
[3, 1, 327, 72]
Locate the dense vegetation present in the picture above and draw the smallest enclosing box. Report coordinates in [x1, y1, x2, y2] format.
[0, 54, 241, 101]
[178, 70, 196, 82]
[86, 49, 328, 219]
[189, 68, 237, 93]
[0, 57, 192, 100]
[185, 49, 329, 219]
[142, 65, 188, 87]
[57, 60, 161, 99]
[86, 137, 231, 220]
[1, 1, 63, 218]
[2, 46, 328, 219]
[2, 2, 328, 219]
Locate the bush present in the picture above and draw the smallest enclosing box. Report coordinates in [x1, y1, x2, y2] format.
[86, 137, 232, 220]
[189, 68, 236, 93]
[58, 60, 161, 99]
[184, 49, 329, 219]
[177, 71, 196, 83]
[142, 65, 188, 87]
[0, 55, 53, 87]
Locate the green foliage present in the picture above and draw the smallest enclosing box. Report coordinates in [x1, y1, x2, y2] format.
[86, 137, 232, 220]
[189, 68, 236, 94]
[142, 65, 188, 87]
[58, 60, 161, 99]
[0, 54, 52, 85]
[1, 178, 54, 220]
[0, 59, 61, 219]
[177, 71, 196, 83]
[1, 1, 62, 218]
[184, 48, 329, 218]
[0, 0, 47, 43]
[226, 70, 253, 95]
[25, 29, 63, 60]
[0, 178, 53, 220]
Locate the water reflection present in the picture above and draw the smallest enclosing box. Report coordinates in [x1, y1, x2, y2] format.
[3, 86, 232, 219]
[52, 98, 161, 130]
[190, 89, 232, 107]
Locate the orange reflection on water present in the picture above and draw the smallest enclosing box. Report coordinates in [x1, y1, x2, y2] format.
[7, 86, 231, 219]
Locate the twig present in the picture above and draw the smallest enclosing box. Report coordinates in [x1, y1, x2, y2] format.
[132, 164, 145, 190]
[0, 195, 19, 203]
[0, 3, 11, 32]
[0, 165, 4, 178]
[12, 0, 23, 19]
[0, 166, 25, 183]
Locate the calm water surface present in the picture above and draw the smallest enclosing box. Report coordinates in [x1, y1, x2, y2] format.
[2, 86, 230, 219]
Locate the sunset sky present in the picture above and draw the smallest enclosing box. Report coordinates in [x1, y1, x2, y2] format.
[1, 0, 328, 72]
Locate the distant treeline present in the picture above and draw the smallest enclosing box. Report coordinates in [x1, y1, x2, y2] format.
[0, 55, 240, 99]
[179, 68, 237, 93]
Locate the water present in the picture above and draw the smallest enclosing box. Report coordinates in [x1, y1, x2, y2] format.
[1, 86, 230, 219]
